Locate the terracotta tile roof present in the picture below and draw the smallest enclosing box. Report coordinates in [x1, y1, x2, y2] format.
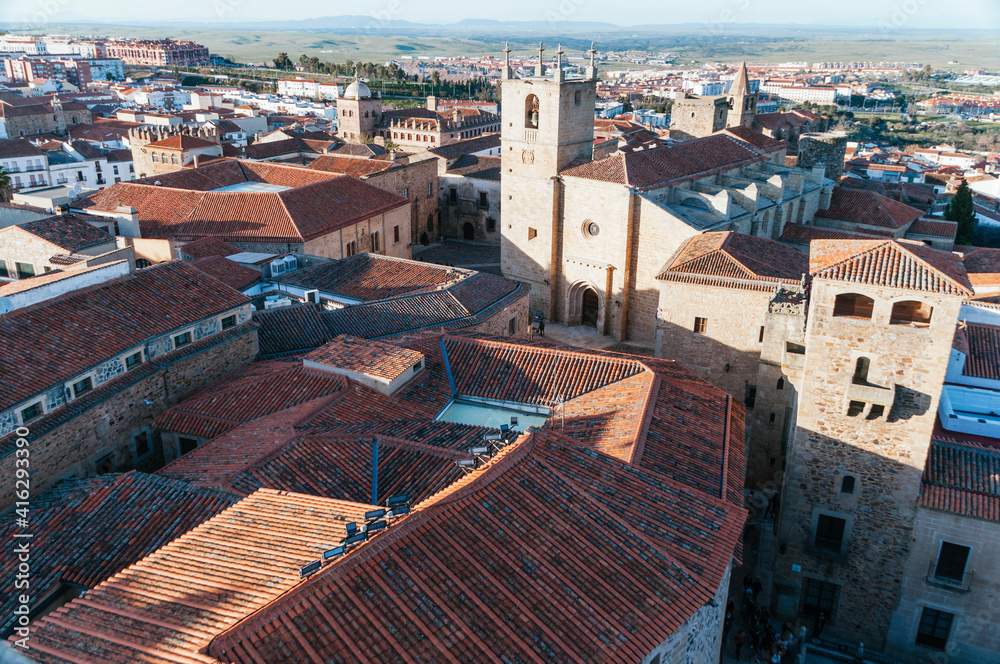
[962, 247, 1000, 287]
[80, 159, 408, 243]
[178, 236, 240, 259]
[809, 239, 974, 296]
[907, 219, 958, 239]
[445, 154, 501, 181]
[0, 138, 44, 158]
[562, 133, 765, 191]
[7, 214, 115, 252]
[309, 154, 398, 177]
[960, 322, 1000, 380]
[753, 111, 815, 131]
[208, 431, 745, 664]
[919, 439, 1000, 522]
[720, 125, 788, 153]
[0, 262, 115, 298]
[427, 133, 500, 160]
[144, 133, 218, 150]
[253, 304, 333, 356]
[22, 489, 376, 664]
[0, 472, 238, 636]
[658, 231, 808, 283]
[779, 223, 893, 244]
[0, 261, 249, 413]
[305, 335, 424, 380]
[816, 187, 924, 229]
[153, 360, 347, 440]
[238, 137, 335, 160]
[189, 255, 261, 290]
[276, 253, 461, 301]
[326, 142, 388, 158]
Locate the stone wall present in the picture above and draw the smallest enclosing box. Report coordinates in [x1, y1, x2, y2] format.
[655, 280, 777, 400]
[0, 227, 114, 279]
[0, 324, 258, 510]
[367, 157, 439, 246]
[465, 292, 531, 339]
[0, 105, 91, 139]
[886, 507, 1000, 663]
[642, 562, 731, 664]
[773, 279, 963, 649]
[797, 133, 848, 181]
[670, 95, 729, 142]
[439, 174, 501, 244]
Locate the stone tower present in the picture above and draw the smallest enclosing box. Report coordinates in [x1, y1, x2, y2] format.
[771, 240, 970, 649]
[727, 61, 756, 129]
[670, 94, 729, 142]
[337, 75, 382, 144]
[499, 43, 597, 319]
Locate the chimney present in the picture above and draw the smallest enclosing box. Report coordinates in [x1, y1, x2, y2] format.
[426, 95, 437, 112]
[193, 153, 200, 168]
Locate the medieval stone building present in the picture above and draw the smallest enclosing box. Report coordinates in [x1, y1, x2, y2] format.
[129, 124, 223, 178]
[337, 77, 500, 150]
[499, 49, 834, 346]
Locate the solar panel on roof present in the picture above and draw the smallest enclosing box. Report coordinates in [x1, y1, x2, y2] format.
[345, 522, 357, 536]
[388, 505, 410, 518]
[299, 560, 321, 578]
[471, 446, 490, 456]
[364, 508, 386, 521]
[457, 459, 476, 468]
[386, 494, 409, 508]
[500, 424, 510, 433]
[485, 433, 502, 442]
[323, 546, 346, 560]
[345, 532, 367, 546]
[367, 519, 388, 533]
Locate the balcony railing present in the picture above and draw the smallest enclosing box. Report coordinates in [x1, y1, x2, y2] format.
[809, 537, 848, 560]
[524, 129, 538, 143]
[926, 561, 973, 592]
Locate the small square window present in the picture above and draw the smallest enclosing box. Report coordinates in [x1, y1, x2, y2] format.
[221, 315, 236, 330]
[20, 402, 43, 423]
[814, 514, 847, 554]
[508, 317, 517, 335]
[694, 317, 708, 334]
[72, 377, 93, 398]
[479, 191, 489, 209]
[15, 262, 35, 280]
[124, 351, 143, 370]
[173, 331, 191, 348]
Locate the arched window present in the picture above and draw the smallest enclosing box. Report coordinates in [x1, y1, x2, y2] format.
[151, 152, 159, 162]
[372, 231, 380, 252]
[777, 378, 784, 390]
[852, 357, 870, 385]
[833, 293, 874, 319]
[525, 94, 539, 129]
[170, 154, 178, 164]
[890, 300, 933, 327]
[841, 475, 856, 494]
[345, 241, 357, 257]
[135, 259, 152, 269]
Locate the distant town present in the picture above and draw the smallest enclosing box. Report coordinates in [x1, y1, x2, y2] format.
[0, 24, 999, 664]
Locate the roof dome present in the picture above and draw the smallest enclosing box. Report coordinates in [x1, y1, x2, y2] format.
[343, 77, 372, 100]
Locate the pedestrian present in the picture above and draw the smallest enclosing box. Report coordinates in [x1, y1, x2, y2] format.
[765, 491, 780, 519]
[753, 577, 763, 599]
[538, 320, 545, 337]
[743, 573, 753, 593]
[814, 611, 826, 639]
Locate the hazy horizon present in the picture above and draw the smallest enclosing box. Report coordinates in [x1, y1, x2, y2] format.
[4, 0, 999, 31]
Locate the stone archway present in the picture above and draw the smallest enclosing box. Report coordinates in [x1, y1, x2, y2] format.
[566, 280, 605, 331]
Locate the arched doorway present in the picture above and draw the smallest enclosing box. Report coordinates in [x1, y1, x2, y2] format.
[462, 222, 475, 241]
[420, 232, 429, 245]
[581, 288, 599, 328]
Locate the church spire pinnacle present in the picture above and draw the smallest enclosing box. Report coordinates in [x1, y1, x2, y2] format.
[535, 42, 545, 77]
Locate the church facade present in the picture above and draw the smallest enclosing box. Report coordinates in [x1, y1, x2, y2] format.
[499, 52, 835, 345]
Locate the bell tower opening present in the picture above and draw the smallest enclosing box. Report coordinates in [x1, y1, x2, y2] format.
[525, 95, 539, 129]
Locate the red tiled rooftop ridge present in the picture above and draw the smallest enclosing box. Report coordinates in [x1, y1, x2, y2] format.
[658, 231, 808, 283]
[816, 187, 924, 230]
[919, 438, 1000, 522]
[304, 335, 425, 381]
[809, 239, 973, 296]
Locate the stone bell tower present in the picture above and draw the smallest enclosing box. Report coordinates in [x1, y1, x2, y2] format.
[727, 60, 757, 129]
[499, 42, 597, 319]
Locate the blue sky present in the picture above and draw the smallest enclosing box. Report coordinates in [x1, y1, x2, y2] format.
[3, 0, 998, 28]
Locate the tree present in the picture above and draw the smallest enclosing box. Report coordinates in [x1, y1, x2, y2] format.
[944, 178, 977, 245]
[0, 167, 11, 202]
[274, 53, 293, 70]
[430, 71, 441, 88]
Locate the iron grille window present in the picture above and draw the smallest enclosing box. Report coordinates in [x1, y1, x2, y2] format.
[814, 514, 846, 554]
[800, 578, 840, 620]
[934, 542, 970, 582]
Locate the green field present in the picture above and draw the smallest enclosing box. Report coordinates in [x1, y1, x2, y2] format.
[11, 23, 1000, 70]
